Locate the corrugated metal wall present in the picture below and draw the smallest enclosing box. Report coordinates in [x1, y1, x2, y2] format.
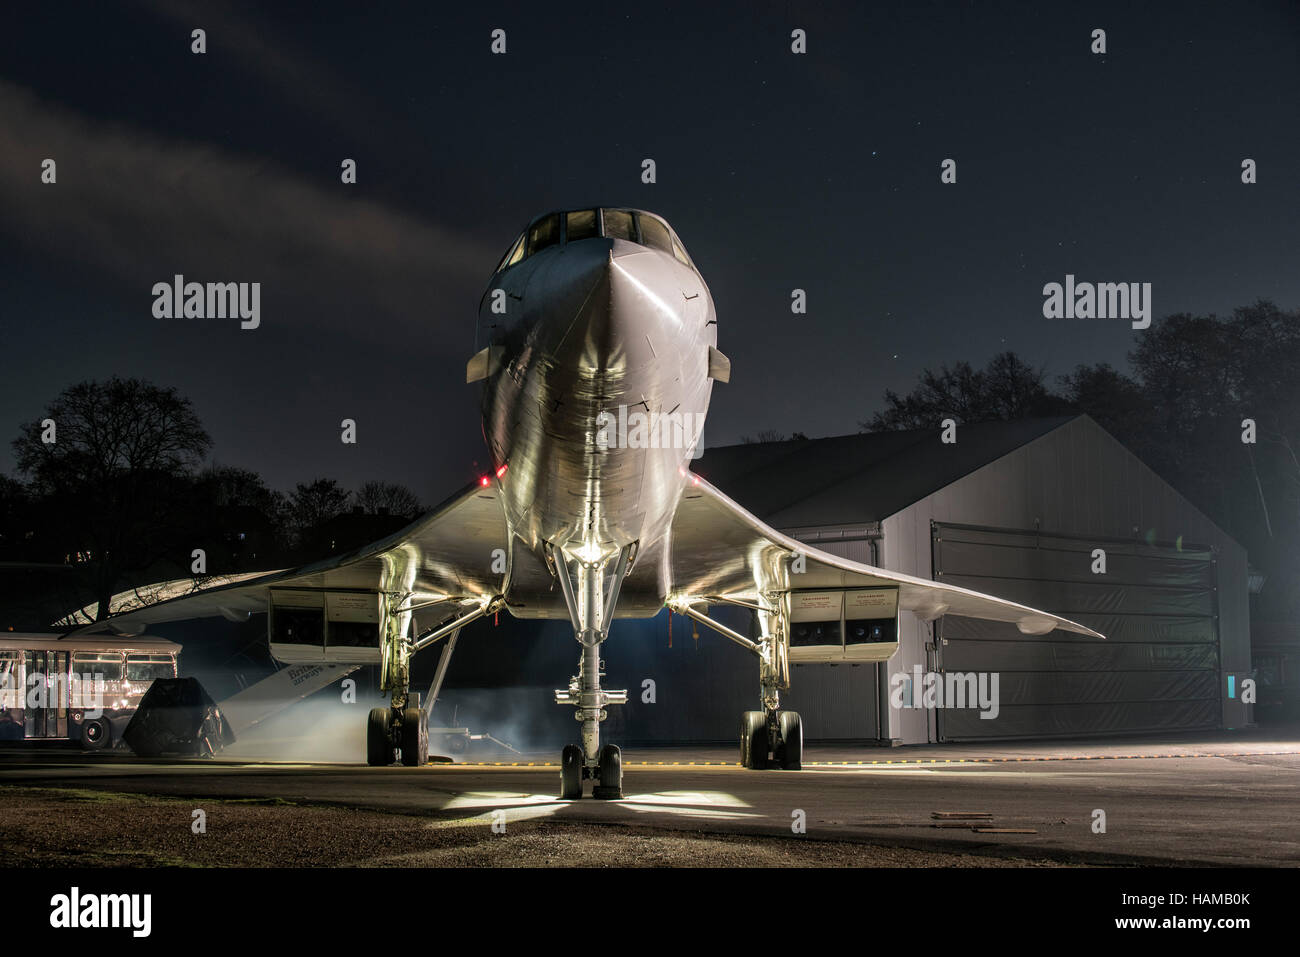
[881, 416, 1251, 744]
[783, 663, 881, 739]
[933, 523, 1220, 740]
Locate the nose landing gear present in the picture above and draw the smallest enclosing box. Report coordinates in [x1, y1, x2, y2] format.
[550, 542, 635, 799]
[559, 741, 624, 800]
[593, 743, 624, 799]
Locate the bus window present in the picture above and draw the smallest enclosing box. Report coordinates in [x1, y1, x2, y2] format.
[0, 652, 20, 710]
[126, 654, 175, 683]
[72, 652, 123, 683]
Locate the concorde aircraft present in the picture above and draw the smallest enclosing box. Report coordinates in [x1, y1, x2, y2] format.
[73, 207, 1102, 799]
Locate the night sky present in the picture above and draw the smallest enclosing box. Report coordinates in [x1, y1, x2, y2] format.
[2, 1, 1297, 505]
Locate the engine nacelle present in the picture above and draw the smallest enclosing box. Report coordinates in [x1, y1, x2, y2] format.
[787, 587, 900, 663]
[268, 589, 385, 664]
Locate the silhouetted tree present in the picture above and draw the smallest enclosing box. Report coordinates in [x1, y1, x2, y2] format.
[11, 377, 211, 620]
[288, 478, 353, 550]
[0, 475, 31, 560]
[862, 351, 1067, 431]
[355, 480, 422, 517]
[1056, 362, 1152, 454]
[192, 465, 289, 570]
[740, 429, 788, 444]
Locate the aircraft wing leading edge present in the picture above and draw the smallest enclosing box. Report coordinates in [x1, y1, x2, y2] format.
[667, 475, 1104, 639]
[69, 474, 1101, 643]
[66, 481, 511, 636]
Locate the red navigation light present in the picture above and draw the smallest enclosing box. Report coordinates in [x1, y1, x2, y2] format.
[496, 463, 508, 479]
[479, 476, 490, 487]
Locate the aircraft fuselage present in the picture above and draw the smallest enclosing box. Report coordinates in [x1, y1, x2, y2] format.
[477, 210, 717, 576]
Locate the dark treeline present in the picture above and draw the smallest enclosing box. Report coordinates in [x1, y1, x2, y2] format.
[754, 301, 1300, 625]
[862, 299, 1300, 624]
[4, 300, 1298, 632]
[0, 378, 425, 627]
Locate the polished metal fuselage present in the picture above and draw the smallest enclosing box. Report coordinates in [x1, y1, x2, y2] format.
[477, 233, 717, 603]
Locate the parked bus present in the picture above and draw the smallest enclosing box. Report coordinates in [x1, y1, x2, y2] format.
[0, 633, 181, 750]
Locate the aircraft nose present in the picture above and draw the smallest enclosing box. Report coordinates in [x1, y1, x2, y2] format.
[555, 242, 684, 371]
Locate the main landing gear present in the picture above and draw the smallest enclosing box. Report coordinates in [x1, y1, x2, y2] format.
[740, 708, 803, 770]
[366, 705, 428, 767]
[671, 593, 805, 772]
[365, 594, 492, 767]
[740, 600, 802, 770]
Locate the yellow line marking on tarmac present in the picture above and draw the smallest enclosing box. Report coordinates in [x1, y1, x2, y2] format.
[436, 750, 1297, 768]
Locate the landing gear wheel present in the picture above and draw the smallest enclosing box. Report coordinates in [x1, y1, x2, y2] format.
[593, 743, 623, 799]
[560, 743, 584, 799]
[777, 711, 803, 770]
[741, 710, 768, 769]
[366, 707, 393, 766]
[400, 707, 427, 766]
[81, 717, 111, 751]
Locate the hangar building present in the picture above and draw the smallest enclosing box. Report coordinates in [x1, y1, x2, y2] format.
[672, 414, 1253, 745]
[348, 414, 1253, 751]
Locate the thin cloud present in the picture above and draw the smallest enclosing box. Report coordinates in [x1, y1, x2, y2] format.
[130, 0, 388, 134]
[0, 79, 497, 336]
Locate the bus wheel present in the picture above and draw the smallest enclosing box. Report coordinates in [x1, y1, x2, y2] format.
[81, 717, 111, 751]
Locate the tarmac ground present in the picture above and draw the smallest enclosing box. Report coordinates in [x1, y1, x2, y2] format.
[2, 729, 1297, 867]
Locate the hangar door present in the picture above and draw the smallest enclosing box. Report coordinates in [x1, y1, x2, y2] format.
[932, 522, 1220, 741]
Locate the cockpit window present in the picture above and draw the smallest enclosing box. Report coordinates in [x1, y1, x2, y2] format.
[496, 233, 525, 273]
[601, 209, 636, 242]
[565, 209, 599, 242]
[635, 214, 673, 255]
[496, 208, 696, 276]
[671, 234, 694, 268]
[527, 213, 560, 255]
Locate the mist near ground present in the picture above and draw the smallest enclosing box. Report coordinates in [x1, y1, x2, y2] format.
[220, 683, 572, 763]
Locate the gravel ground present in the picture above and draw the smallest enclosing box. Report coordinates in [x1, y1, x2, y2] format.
[0, 786, 1079, 867]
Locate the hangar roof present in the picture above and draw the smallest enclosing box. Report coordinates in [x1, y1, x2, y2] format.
[693, 416, 1079, 528]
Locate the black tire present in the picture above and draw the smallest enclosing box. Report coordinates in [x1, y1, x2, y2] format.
[560, 743, 584, 799]
[594, 743, 623, 799]
[80, 717, 111, 751]
[741, 710, 768, 769]
[400, 707, 427, 766]
[777, 710, 803, 770]
[366, 707, 392, 766]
